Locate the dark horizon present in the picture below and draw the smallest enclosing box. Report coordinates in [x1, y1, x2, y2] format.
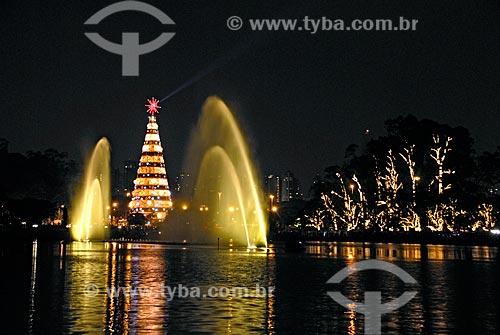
[2, 0, 500, 186]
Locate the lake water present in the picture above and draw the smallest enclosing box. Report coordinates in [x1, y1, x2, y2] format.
[2, 241, 499, 334]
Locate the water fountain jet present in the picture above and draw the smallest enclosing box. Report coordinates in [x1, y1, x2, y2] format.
[182, 97, 267, 247]
[70, 138, 111, 241]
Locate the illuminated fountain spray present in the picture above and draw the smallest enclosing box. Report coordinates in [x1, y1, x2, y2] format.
[186, 97, 267, 247]
[70, 138, 111, 241]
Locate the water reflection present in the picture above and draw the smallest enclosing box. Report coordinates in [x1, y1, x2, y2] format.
[346, 307, 357, 335]
[3, 241, 497, 334]
[66, 242, 108, 334]
[165, 246, 276, 334]
[59, 243, 276, 334]
[308, 242, 497, 261]
[28, 240, 37, 334]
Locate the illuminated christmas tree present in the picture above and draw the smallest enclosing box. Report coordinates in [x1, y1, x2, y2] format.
[129, 98, 173, 224]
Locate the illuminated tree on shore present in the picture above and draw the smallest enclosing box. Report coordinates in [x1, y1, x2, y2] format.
[429, 135, 455, 195]
[376, 150, 402, 230]
[399, 145, 421, 231]
[319, 173, 365, 231]
[300, 115, 500, 234]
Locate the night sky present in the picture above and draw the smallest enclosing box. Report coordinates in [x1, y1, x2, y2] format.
[2, 0, 500, 187]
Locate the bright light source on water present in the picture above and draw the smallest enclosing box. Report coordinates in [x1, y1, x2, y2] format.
[70, 138, 110, 241]
[188, 97, 268, 248]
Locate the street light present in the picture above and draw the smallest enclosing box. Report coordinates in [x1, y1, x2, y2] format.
[349, 184, 355, 194]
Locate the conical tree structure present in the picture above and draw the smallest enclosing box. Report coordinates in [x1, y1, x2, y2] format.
[129, 98, 173, 224]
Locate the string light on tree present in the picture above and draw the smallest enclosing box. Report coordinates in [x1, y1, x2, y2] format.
[129, 97, 173, 224]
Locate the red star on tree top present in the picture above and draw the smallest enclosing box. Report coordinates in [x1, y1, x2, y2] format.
[145, 97, 161, 115]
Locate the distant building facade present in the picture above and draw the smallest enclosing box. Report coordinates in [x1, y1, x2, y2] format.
[111, 167, 121, 196]
[281, 170, 303, 202]
[123, 159, 137, 192]
[264, 174, 281, 205]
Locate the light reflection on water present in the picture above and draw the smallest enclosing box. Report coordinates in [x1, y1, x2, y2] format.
[306, 242, 497, 261]
[58, 242, 276, 334]
[3, 241, 498, 334]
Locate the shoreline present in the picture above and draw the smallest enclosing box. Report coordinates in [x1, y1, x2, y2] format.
[274, 231, 500, 247]
[1, 226, 499, 248]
